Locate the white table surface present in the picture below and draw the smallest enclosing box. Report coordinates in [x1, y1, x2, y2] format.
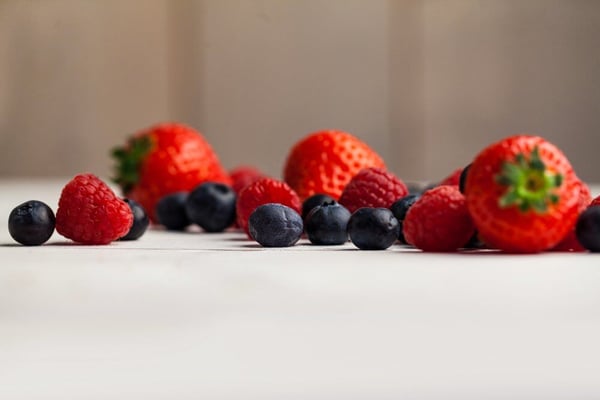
[1, 179, 600, 400]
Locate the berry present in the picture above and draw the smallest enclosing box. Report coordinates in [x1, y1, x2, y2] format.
[229, 165, 267, 194]
[56, 174, 133, 245]
[339, 167, 408, 214]
[236, 178, 301, 236]
[390, 193, 421, 243]
[305, 201, 351, 245]
[284, 130, 385, 201]
[551, 179, 591, 252]
[465, 135, 580, 253]
[302, 193, 335, 220]
[248, 203, 303, 247]
[459, 163, 471, 194]
[347, 207, 400, 250]
[439, 167, 463, 186]
[591, 195, 600, 207]
[185, 182, 236, 232]
[156, 192, 190, 231]
[112, 122, 230, 222]
[8, 200, 55, 246]
[575, 206, 600, 252]
[119, 199, 149, 241]
[403, 185, 475, 252]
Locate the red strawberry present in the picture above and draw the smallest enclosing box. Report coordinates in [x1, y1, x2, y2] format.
[439, 167, 463, 186]
[338, 167, 408, 214]
[284, 130, 386, 201]
[229, 165, 267, 194]
[236, 178, 302, 236]
[403, 185, 475, 252]
[112, 122, 230, 221]
[56, 174, 133, 244]
[551, 180, 592, 252]
[465, 135, 580, 253]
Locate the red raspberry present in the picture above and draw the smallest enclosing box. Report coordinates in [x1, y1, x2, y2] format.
[403, 185, 475, 252]
[236, 178, 302, 236]
[229, 165, 267, 194]
[56, 174, 133, 244]
[439, 167, 463, 186]
[338, 167, 408, 214]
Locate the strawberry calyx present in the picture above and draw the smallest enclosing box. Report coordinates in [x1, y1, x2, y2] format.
[111, 135, 153, 194]
[495, 146, 563, 213]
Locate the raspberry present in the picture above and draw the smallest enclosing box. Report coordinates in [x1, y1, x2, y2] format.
[229, 165, 267, 194]
[338, 167, 408, 214]
[56, 174, 133, 244]
[403, 185, 475, 252]
[236, 178, 302, 236]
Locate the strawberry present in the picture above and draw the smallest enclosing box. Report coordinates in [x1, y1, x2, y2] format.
[229, 165, 267, 194]
[112, 123, 230, 221]
[56, 174, 133, 245]
[283, 130, 386, 201]
[236, 178, 302, 236]
[464, 135, 580, 253]
[551, 179, 591, 252]
[338, 167, 408, 214]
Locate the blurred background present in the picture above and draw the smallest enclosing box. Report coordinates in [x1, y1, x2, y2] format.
[1, 0, 599, 182]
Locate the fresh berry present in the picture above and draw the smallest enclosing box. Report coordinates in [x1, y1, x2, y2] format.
[284, 130, 386, 201]
[390, 193, 421, 243]
[156, 192, 190, 231]
[119, 199, 149, 241]
[185, 182, 236, 232]
[464, 135, 580, 253]
[236, 178, 301, 236]
[439, 167, 463, 186]
[551, 179, 591, 252]
[229, 165, 267, 194]
[112, 123, 230, 222]
[302, 193, 335, 220]
[459, 163, 471, 194]
[339, 167, 408, 214]
[347, 207, 400, 250]
[56, 174, 133, 245]
[305, 201, 351, 245]
[403, 185, 475, 252]
[248, 203, 303, 247]
[8, 200, 55, 246]
[591, 195, 600, 207]
[575, 206, 600, 252]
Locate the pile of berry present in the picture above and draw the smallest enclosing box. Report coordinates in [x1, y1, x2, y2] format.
[7, 123, 600, 253]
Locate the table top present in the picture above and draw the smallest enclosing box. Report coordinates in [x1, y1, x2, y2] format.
[1, 179, 600, 399]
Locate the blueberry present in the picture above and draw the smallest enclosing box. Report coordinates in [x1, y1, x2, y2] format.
[248, 203, 303, 247]
[459, 163, 471, 194]
[120, 199, 149, 240]
[185, 182, 236, 232]
[8, 200, 55, 245]
[390, 194, 420, 243]
[302, 193, 335, 220]
[576, 206, 600, 252]
[347, 207, 400, 250]
[156, 192, 190, 231]
[305, 201, 351, 245]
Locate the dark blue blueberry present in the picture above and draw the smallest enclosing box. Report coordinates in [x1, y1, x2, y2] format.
[459, 163, 471, 194]
[390, 194, 420, 243]
[248, 203, 303, 247]
[156, 192, 190, 231]
[120, 199, 149, 240]
[302, 193, 335, 220]
[185, 182, 236, 232]
[462, 230, 485, 249]
[576, 206, 600, 252]
[305, 201, 351, 245]
[8, 200, 55, 245]
[347, 207, 400, 250]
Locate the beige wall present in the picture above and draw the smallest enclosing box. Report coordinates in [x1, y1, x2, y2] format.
[1, 0, 599, 182]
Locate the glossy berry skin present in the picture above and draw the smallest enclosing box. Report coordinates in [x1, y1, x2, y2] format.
[347, 207, 400, 250]
[8, 200, 55, 246]
[185, 182, 236, 232]
[305, 201, 351, 245]
[575, 206, 600, 252]
[120, 199, 149, 241]
[156, 192, 190, 231]
[248, 204, 303, 247]
[284, 130, 386, 201]
[403, 185, 475, 252]
[302, 194, 335, 220]
[390, 193, 420, 243]
[112, 123, 231, 222]
[56, 174, 133, 245]
[339, 167, 408, 214]
[465, 135, 580, 253]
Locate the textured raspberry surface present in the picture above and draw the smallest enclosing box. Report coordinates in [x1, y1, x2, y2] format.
[439, 167, 463, 186]
[236, 178, 302, 236]
[338, 167, 408, 214]
[552, 180, 592, 252]
[403, 185, 475, 252]
[283, 130, 385, 201]
[229, 165, 267, 194]
[56, 174, 133, 244]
